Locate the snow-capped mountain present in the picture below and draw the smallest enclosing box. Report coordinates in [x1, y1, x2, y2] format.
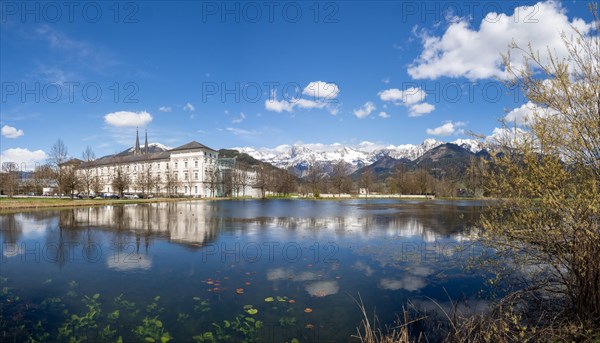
[117, 143, 172, 156]
[233, 139, 484, 176]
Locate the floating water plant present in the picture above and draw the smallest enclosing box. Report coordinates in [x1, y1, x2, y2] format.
[278, 316, 296, 327]
[133, 316, 172, 343]
[264, 297, 274, 302]
[304, 308, 313, 313]
[193, 297, 210, 313]
[246, 308, 258, 315]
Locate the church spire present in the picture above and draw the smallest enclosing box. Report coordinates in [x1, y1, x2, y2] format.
[135, 127, 141, 155]
[144, 129, 148, 154]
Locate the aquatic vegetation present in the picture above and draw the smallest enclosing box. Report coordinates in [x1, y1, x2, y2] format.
[57, 293, 102, 342]
[235, 288, 244, 295]
[145, 296, 164, 316]
[278, 316, 297, 327]
[107, 309, 120, 321]
[264, 297, 274, 302]
[177, 312, 190, 323]
[193, 297, 210, 313]
[67, 280, 79, 297]
[304, 308, 313, 313]
[133, 316, 172, 343]
[194, 307, 264, 343]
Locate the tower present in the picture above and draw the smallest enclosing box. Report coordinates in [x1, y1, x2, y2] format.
[144, 129, 148, 154]
[135, 128, 141, 155]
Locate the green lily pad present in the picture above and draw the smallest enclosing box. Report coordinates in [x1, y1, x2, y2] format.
[243, 304, 253, 310]
[276, 296, 286, 302]
[264, 297, 274, 302]
[246, 308, 258, 315]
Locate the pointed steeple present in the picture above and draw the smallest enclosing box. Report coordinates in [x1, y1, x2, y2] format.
[135, 127, 141, 155]
[144, 129, 148, 154]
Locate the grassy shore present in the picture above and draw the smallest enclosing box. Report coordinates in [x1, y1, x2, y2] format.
[0, 196, 211, 211]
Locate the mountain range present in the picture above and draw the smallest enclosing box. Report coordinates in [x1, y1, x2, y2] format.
[233, 139, 485, 176]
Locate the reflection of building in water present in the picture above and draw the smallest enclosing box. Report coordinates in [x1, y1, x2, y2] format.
[59, 130, 260, 197]
[60, 202, 220, 246]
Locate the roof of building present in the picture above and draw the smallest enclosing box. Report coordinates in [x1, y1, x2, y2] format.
[170, 141, 217, 152]
[73, 140, 217, 168]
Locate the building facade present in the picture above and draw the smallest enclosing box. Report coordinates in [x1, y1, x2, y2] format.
[64, 131, 259, 197]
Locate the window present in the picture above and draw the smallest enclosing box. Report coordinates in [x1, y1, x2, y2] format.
[194, 160, 198, 167]
[184, 172, 188, 180]
[194, 186, 198, 194]
[194, 172, 198, 180]
[184, 186, 188, 193]
[184, 161, 188, 168]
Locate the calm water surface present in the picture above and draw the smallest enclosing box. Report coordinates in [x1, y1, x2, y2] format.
[1, 199, 490, 342]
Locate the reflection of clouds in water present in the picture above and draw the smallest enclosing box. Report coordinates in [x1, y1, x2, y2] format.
[380, 276, 426, 292]
[266, 267, 289, 280]
[407, 266, 434, 277]
[15, 214, 56, 238]
[106, 255, 152, 271]
[305, 281, 340, 297]
[266, 267, 339, 297]
[266, 268, 317, 281]
[2, 244, 23, 258]
[353, 261, 374, 276]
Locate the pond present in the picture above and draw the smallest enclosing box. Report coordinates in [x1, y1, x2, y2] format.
[0, 199, 491, 342]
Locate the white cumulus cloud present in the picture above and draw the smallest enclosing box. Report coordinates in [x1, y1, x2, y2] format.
[426, 121, 465, 136]
[158, 106, 172, 112]
[302, 81, 340, 99]
[378, 111, 390, 119]
[104, 111, 153, 127]
[353, 101, 376, 118]
[265, 97, 295, 113]
[504, 101, 557, 126]
[1, 148, 48, 170]
[379, 87, 427, 105]
[409, 102, 435, 117]
[408, 1, 594, 80]
[1, 125, 24, 138]
[183, 103, 195, 111]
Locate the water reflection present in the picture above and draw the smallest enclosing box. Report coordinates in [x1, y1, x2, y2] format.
[0, 200, 481, 267]
[0, 200, 488, 342]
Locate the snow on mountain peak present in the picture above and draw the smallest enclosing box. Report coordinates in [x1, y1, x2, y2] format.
[231, 139, 485, 174]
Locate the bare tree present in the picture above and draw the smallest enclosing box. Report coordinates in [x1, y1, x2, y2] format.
[331, 160, 350, 197]
[1, 162, 20, 197]
[253, 164, 270, 198]
[359, 169, 374, 197]
[48, 139, 68, 196]
[204, 165, 219, 197]
[111, 162, 130, 198]
[62, 168, 81, 197]
[165, 170, 179, 197]
[237, 163, 250, 196]
[81, 146, 96, 195]
[33, 164, 54, 195]
[91, 174, 103, 196]
[307, 159, 325, 196]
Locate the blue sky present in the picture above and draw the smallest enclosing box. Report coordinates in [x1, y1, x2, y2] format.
[0, 1, 596, 168]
